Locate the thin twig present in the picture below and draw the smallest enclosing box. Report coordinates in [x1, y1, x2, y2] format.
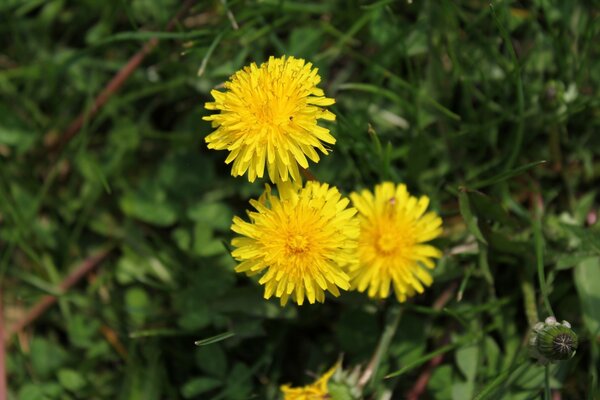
[405, 353, 444, 400]
[4, 246, 112, 342]
[0, 287, 7, 400]
[50, 0, 195, 150]
[432, 282, 457, 311]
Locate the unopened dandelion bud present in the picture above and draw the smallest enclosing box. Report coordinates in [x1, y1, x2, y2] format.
[529, 316, 578, 365]
[328, 364, 363, 400]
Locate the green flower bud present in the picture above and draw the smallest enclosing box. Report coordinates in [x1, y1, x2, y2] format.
[529, 317, 578, 365]
[328, 364, 363, 400]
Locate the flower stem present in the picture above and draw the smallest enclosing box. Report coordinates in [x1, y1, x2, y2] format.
[533, 195, 555, 317]
[359, 304, 402, 388]
[544, 364, 551, 400]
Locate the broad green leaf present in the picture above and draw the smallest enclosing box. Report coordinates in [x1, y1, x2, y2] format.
[574, 257, 600, 336]
[188, 202, 233, 231]
[428, 365, 453, 400]
[194, 225, 226, 257]
[456, 343, 478, 381]
[17, 384, 47, 400]
[195, 343, 228, 378]
[181, 377, 222, 398]
[119, 182, 178, 227]
[483, 336, 501, 377]
[67, 314, 100, 349]
[125, 286, 151, 326]
[57, 369, 87, 392]
[452, 380, 475, 400]
[30, 338, 68, 379]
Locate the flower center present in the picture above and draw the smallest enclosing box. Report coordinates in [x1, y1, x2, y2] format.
[376, 232, 397, 255]
[287, 234, 309, 254]
[253, 98, 293, 128]
[374, 221, 415, 257]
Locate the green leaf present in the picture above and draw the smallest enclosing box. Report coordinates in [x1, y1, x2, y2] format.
[562, 224, 600, 255]
[119, 182, 178, 227]
[456, 343, 478, 381]
[125, 286, 151, 326]
[452, 381, 475, 400]
[574, 257, 600, 336]
[181, 377, 222, 398]
[195, 343, 228, 378]
[222, 363, 253, 400]
[57, 368, 87, 392]
[483, 336, 501, 378]
[17, 384, 48, 400]
[458, 190, 487, 244]
[428, 365, 453, 400]
[30, 338, 68, 379]
[0, 104, 36, 154]
[188, 202, 233, 231]
[115, 248, 173, 286]
[194, 225, 226, 257]
[67, 314, 100, 349]
[556, 253, 597, 270]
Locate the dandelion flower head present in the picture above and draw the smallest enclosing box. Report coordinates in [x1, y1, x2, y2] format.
[350, 182, 443, 302]
[280, 362, 338, 400]
[231, 181, 358, 306]
[204, 56, 336, 183]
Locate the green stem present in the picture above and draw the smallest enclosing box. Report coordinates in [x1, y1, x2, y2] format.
[544, 365, 551, 400]
[361, 304, 402, 388]
[473, 358, 528, 400]
[533, 206, 554, 317]
[490, 2, 525, 171]
[520, 274, 539, 327]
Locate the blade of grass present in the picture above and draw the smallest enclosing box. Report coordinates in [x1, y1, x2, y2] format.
[490, 2, 525, 171]
[195, 331, 235, 346]
[197, 32, 224, 77]
[0, 287, 6, 400]
[386, 323, 496, 379]
[469, 160, 546, 189]
[458, 189, 487, 244]
[129, 329, 185, 339]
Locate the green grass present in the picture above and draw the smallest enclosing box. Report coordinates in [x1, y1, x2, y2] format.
[1, 0, 599, 399]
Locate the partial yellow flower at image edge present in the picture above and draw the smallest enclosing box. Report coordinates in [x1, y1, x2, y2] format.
[231, 181, 358, 306]
[204, 55, 336, 183]
[350, 182, 443, 302]
[280, 362, 338, 400]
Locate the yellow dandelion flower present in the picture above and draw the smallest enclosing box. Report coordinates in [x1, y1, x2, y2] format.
[231, 181, 358, 306]
[349, 182, 443, 302]
[280, 363, 338, 400]
[204, 56, 336, 183]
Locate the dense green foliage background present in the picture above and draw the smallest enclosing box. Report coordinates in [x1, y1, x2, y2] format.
[1, 0, 599, 399]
